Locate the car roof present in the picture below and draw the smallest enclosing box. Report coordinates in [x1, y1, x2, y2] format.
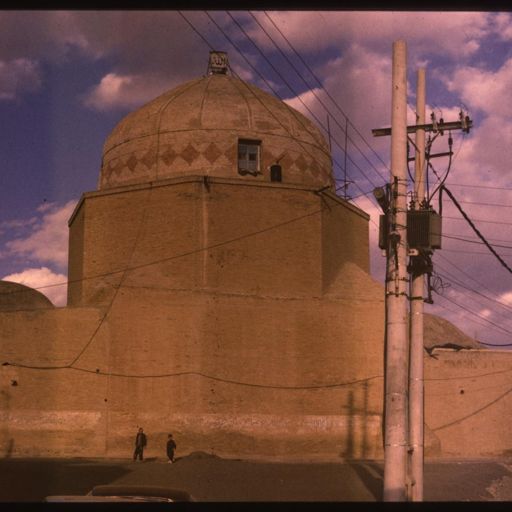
[45, 484, 195, 502]
[45, 495, 173, 502]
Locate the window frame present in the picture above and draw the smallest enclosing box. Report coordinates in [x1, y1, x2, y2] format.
[237, 139, 261, 176]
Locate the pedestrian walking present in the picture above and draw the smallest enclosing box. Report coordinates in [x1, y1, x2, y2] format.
[166, 434, 177, 463]
[133, 427, 147, 461]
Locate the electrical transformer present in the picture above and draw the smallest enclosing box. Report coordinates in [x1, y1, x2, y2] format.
[379, 210, 442, 251]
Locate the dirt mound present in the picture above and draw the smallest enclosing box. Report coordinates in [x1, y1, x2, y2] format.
[424, 313, 481, 350]
[183, 451, 221, 461]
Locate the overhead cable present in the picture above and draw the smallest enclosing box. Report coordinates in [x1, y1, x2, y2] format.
[203, 11, 384, 199]
[262, 11, 390, 174]
[248, 11, 388, 184]
[442, 185, 512, 275]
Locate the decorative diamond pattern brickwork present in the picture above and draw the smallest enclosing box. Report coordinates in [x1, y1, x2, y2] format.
[310, 161, 321, 177]
[294, 154, 308, 172]
[102, 143, 329, 188]
[160, 147, 178, 166]
[203, 142, 223, 164]
[126, 155, 138, 172]
[141, 150, 156, 169]
[180, 144, 200, 165]
[223, 143, 236, 163]
[102, 137, 332, 187]
[107, 158, 124, 177]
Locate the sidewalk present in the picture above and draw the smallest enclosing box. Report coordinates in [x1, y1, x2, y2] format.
[1, 454, 512, 501]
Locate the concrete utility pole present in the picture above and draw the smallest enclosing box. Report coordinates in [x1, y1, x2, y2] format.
[383, 40, 409, 502]
[408, 68, 426, 502]
[373, 48, 472, 503]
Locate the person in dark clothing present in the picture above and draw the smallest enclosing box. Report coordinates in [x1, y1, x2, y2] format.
[133, 427, 147, 461]
[166, 434, 177, 463]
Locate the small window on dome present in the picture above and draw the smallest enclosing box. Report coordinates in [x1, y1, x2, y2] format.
[238, 139, 261, 176]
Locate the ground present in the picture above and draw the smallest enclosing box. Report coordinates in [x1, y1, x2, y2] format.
[1, 453, 512, 502]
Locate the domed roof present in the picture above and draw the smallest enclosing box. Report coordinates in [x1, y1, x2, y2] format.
[100, 73, 333, 190]
[0, 280, 54, 311]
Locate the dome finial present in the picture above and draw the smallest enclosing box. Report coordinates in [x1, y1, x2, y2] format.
[207, 51, 229, 75]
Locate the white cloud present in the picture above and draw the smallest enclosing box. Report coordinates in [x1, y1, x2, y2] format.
[84, 72, 133, 110]
[0, 216, 38, 236]
[281, 43, 393, 173]
[1, 10, 511, 344]
[0, 58, 42, 100]
[479, 308, 492, 319]
[4, 200, 76, 271]
[445, 58, 512, 118]
[0, 11, 91, 62]
[83, 71, 176, 111]
[283, 86, 324, 121]
[0, 11, 209, 104]
[498, 291, 512, 306]
[248, 11, 491, 59]
[493, 13, 512, 41]
[2, 267, 67, 306]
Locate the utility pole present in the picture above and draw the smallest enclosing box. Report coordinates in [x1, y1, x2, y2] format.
[382, 40, 409, 502]
[373, 44, 472, 503]
[408, 68, 426, 502]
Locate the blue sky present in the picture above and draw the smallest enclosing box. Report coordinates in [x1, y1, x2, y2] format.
[1, 10, 512, 347]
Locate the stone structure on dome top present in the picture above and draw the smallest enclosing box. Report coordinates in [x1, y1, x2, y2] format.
[1, 53, 511, 462]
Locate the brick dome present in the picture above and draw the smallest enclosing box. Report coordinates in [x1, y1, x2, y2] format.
[99, 73, 333, 190]
[0, 280, 54, 311]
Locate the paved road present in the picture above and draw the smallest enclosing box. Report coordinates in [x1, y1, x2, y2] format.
[1, 453, 512, 502]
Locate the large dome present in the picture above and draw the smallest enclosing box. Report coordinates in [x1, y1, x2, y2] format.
[0, 280, 54, 311]
[99, 73, 333, 190]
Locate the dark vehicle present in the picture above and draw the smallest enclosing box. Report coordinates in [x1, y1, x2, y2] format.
[45, 484, 195, 502]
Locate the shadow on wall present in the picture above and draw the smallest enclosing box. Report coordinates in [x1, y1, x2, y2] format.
[3, 439, 14, 459]
[0, 387, 14, 459]
[339, 382, 372, 460]
[339, 382, 384, 500]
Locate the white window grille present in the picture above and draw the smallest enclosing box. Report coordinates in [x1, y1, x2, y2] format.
[238, 140, 261, 176]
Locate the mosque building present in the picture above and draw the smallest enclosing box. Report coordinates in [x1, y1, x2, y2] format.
[1, 52, 511, 460]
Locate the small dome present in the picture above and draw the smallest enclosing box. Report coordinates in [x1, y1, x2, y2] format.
[100, 73, 332, 190]
[0, 281, 54, 311]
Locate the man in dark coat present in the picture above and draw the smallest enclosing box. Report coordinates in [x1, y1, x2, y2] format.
[166, 434, 177, 463]
[133, 427, 147, 461]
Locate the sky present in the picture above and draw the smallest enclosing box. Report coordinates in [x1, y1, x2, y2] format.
[1, 10, 512, 347]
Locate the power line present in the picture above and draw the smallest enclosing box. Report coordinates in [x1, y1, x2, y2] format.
[436, 269, 512, 315]
[177, 11, 331, 187]
[435, 252, 504, 301]
[68, 187, 156, 367]
[425, 366, 512, 382]
[247, 11, 388, 186]
[441, 233, 512, 250]
[445, 181, 512, 192]
[4, 11, 390, 302]
[204, 11, 384, 201]
[2, 362, 384, 389]
[428, 298, 510, 341]
[434, 292, 512, 337]
[444, 215, 512, 227]
[203, 11, 334, 185]
[4, 187, 383, 367]
[1, 194, 327, 300]
[456, 199, 512, 209]
[442, 185, 512, 275]
[432, 385, 512, 431]
[478, 340, 512, 347]
[442, 247, 512, 256]
[262, 11, 390, 175]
